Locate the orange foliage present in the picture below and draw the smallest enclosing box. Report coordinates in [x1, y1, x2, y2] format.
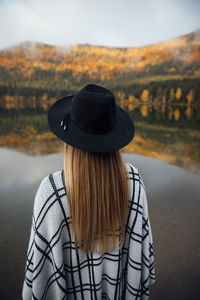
[0, 30, 199, 81]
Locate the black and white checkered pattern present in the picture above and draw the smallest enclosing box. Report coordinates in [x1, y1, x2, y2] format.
[22, 163, 155, 299]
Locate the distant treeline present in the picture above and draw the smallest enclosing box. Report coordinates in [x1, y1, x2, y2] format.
[0, 76, 199, 111]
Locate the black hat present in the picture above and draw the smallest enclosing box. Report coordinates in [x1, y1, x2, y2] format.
[47, 84, 135, 152]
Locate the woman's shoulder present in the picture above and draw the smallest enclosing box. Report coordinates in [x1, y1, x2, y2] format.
[39, 170, 64, 190]
[33, 170, 64, 213]
[124, 162, 146, 190]
[125, 162, 139, 173]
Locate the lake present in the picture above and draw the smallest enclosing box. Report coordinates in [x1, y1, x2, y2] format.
[0, 104, 200, 170]
[0, 148, 200, 299]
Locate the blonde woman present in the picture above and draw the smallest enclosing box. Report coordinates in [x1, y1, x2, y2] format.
[22, 84, 155, 299]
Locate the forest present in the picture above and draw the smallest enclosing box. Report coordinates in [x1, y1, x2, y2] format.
[0, 30, 199, 169]
[0, 29, 199, 111]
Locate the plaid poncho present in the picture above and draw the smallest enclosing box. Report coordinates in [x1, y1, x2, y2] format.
[22, 163, 155, 299]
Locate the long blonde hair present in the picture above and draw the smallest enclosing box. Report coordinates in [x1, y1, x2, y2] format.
[64, 143, 129, 254]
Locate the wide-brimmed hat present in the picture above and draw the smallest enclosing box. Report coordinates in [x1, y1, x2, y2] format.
[47, 84, 135, 152]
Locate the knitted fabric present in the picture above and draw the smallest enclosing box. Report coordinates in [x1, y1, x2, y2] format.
[22, 163, 155, 299]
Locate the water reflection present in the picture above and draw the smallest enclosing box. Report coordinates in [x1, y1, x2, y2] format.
[0, 95, 199, 125]
[127, 103, 199, 124]
[0, 148, 200, 300]
[0, 98, 199, 169]
[140, 105, 148, 117]
[174, 108, 180, 121]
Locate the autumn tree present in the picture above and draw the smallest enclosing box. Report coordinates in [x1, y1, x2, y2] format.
[175, 87, 182, 101]
[116, 91, 126, 108]
[140, 105, 148, 117]
[128, 94, 136, 103]
[141, 89, 149, 102]
[185, 106, 192, 120]
[174, 108, 180, 121]
[186, 89, 194, 104]
[127, 94, 136, 110]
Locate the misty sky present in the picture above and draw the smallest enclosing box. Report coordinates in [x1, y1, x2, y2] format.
[0, 0, 200, 49]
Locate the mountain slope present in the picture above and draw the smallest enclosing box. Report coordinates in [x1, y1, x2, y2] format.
[0, 30, 199, 81]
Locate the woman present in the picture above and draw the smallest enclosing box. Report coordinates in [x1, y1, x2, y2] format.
[22, 84, 155, 299]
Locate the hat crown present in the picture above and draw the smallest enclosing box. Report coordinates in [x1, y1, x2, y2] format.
[71, 84, 116, 134]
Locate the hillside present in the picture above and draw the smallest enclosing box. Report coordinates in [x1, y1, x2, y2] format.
[0, 30, 200, 82]
[0, 30, 200, 110]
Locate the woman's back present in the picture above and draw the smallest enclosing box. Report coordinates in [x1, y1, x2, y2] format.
[22, 162, 155, 300]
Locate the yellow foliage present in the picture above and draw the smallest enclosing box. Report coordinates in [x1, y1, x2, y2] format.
[128, 95, 136, 102]
[140, 105, 148, 117]
[174, 108, 180, 120]
[0, 32, 199, 81]
[128, 103, 134, 110]
[1, 122, 200, 169]
[185, 106, 192, 120]
[186, 89, 194, 104]
[175, 88, 182, 100]
[116, 91, 126, 108]
[140, 89, 149, 102]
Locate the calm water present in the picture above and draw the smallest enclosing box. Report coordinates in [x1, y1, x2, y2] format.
[0, 102, 200, 170]
[128, 103, 200, 128]
[0, 148, 200, 299]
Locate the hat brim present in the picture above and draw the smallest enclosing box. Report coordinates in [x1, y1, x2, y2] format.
[48, 96, 135, 152]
